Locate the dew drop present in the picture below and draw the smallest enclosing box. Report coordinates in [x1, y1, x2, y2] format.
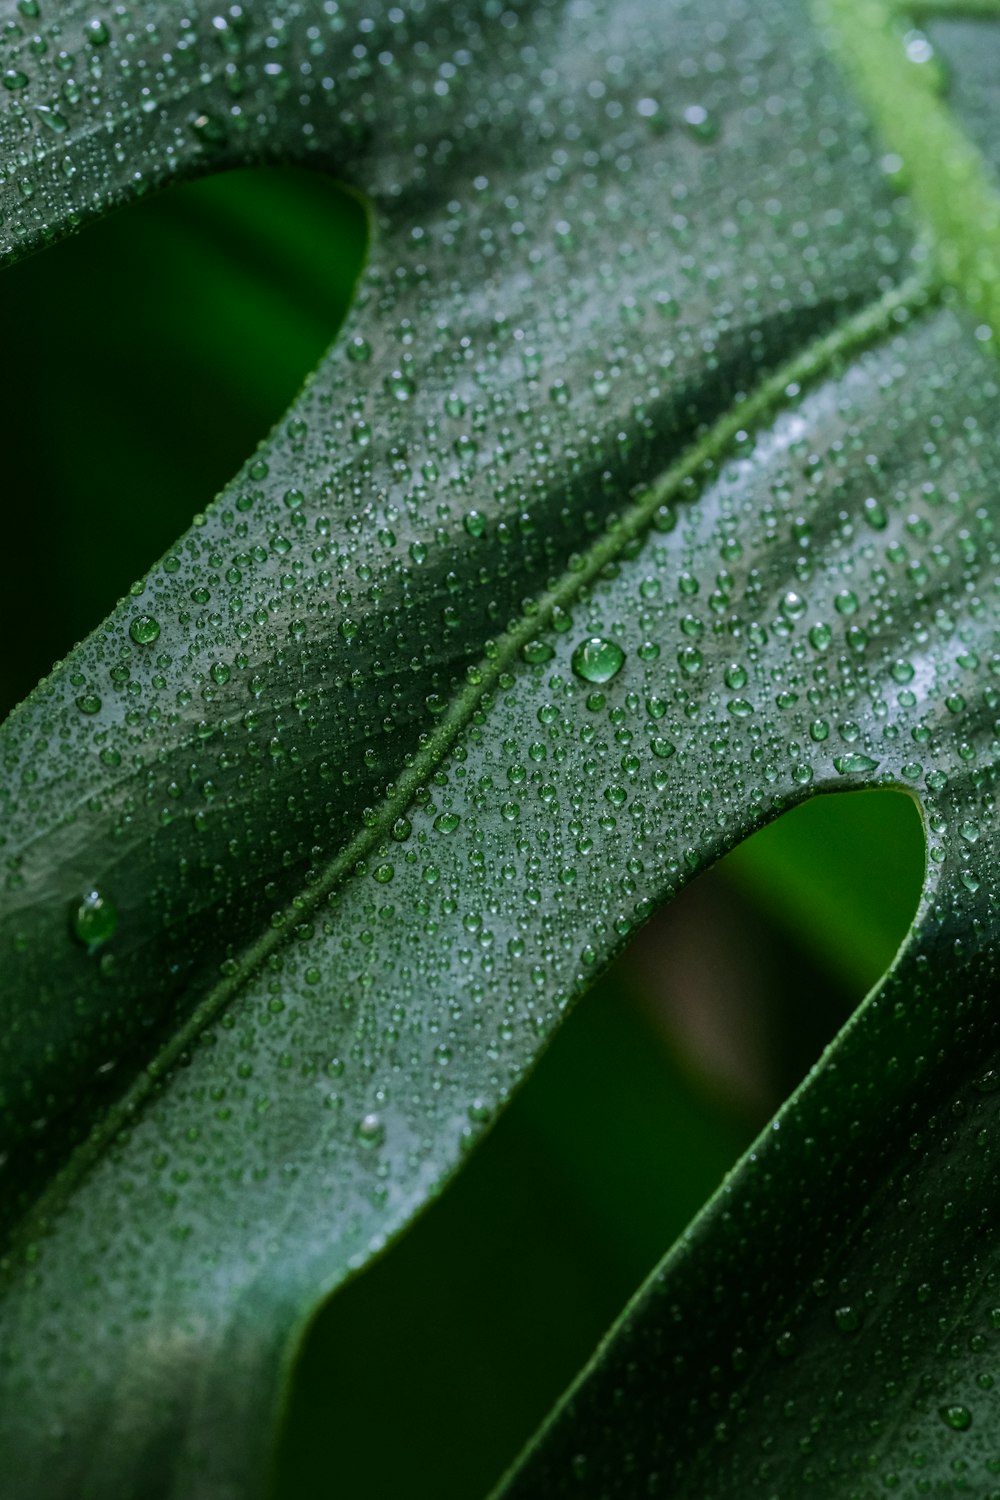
[571, 636, 625, 685]
[189, 110, 228, 146]
[355, 1112, 385, 1149]
[35, 104, 69, 133]
[780, 590, 807, 622]
[129, 614, 160, 645]
[834, 1305, 860, 1333]
[833, 753, 880, 775]
[677, 645, 703, 677]
[71, 888, 118, 953]
[682, 103, 718, 140]
[862, 496, 888, 530]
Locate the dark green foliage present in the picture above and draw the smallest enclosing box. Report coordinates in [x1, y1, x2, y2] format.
[1, 2, 998, 1496]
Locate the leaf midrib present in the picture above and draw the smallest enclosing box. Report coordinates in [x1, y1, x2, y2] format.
[815, 0, 1000, 327]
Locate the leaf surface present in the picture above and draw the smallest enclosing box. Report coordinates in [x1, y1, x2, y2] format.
[1, 0, 998, 1496]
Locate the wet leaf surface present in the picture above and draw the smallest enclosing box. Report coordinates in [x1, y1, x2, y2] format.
[1, 1, 999, 1496]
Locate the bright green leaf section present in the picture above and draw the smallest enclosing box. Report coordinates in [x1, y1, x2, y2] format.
[722, 789, 926, 996]
[1, 2, 998, 1498]
[815, 0, 1000, 323]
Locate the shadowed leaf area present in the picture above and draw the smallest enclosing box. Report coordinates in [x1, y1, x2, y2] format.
[0, 166, 367, 721]
[0, 2, 999, 1498]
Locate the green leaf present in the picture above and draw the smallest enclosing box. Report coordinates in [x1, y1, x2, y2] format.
[722, 787, 926, 997]
[1, 1, 998, 1496]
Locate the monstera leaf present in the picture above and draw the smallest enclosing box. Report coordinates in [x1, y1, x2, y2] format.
[2, 0, 999, 1495]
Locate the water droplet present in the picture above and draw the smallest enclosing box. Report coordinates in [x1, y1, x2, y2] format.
[189, 110, 228, 146]
[71, 888, 118, 953]
[386, 369, 416, 401]
[862, 496, 888, 530]
[75, 693, 102, 715]
[129, 614, 160, 645]
[355, 1112, 385, 1148]
[35, 105, 69, 133]
[677, 645, 703, 677]
[833, 753, 880, 775]
[571, 636, 625, 685]
[938, 1405, 972, 1431]
[682, 103, 718, 141]
[780, 590, 807, 622]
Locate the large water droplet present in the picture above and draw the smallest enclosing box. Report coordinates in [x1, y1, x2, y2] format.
[571, 636, 625, 684]
[129, 614, 160, 645]
[833, 753, 880, 775]
[355, 1112, 385, 1148]
[71, 888, 118, 953]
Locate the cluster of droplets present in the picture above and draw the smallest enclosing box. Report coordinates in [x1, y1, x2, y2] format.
[3, 0, 1000, 1496]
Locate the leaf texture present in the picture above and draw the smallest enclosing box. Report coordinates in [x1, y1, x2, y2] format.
[1, 0, 997, 1496]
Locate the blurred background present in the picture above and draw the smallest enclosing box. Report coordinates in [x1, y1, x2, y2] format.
[0, 168, 925, 1500]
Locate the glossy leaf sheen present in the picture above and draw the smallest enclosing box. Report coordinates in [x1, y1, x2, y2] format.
[0, 1, 998, 1496]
